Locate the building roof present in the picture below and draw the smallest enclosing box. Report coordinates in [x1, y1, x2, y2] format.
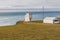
[44, 17, 57, 20]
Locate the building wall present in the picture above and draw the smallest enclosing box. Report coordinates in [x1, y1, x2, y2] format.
[24, 13, 31, 22]
[43, 19, 53, 24]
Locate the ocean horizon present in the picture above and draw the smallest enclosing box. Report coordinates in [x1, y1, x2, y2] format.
[0, 11, 60, 26]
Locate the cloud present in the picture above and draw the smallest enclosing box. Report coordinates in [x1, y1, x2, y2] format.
[44, 0, 60, 8]
[0, 0, 60, 8]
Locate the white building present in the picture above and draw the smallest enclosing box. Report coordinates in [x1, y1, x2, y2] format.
[43, 17, 59, 24]
[24, 12, 32, 22]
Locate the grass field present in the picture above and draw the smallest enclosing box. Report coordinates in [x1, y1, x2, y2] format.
[0, 20, 60, 40]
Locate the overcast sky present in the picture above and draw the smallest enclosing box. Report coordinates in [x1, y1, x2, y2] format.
[0, 0, 60, 9]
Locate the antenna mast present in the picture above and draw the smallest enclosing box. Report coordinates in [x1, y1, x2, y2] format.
[43, 6, 44, 19]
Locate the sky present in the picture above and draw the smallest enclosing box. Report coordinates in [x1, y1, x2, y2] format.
[0, 0, 60, 9]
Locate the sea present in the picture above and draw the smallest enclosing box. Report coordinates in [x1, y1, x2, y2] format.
[0, 11, 60, 26]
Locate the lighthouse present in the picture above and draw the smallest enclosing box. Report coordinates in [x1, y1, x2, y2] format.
[24, 12, 32, 22]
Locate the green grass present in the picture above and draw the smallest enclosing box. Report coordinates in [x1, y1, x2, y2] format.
[0, 20, 60, 40]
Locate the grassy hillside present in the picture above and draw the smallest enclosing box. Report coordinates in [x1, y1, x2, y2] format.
[0, 20, 60, 40]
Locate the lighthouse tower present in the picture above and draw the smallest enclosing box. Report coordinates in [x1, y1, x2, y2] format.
[24, 12, 32, 22]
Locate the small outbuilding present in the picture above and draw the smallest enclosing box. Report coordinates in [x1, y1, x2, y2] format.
[24, 12, 32, 22]
[43, 17, 59, 24]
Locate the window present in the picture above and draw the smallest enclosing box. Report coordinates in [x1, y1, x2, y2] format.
[54, 20, 58, 22]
